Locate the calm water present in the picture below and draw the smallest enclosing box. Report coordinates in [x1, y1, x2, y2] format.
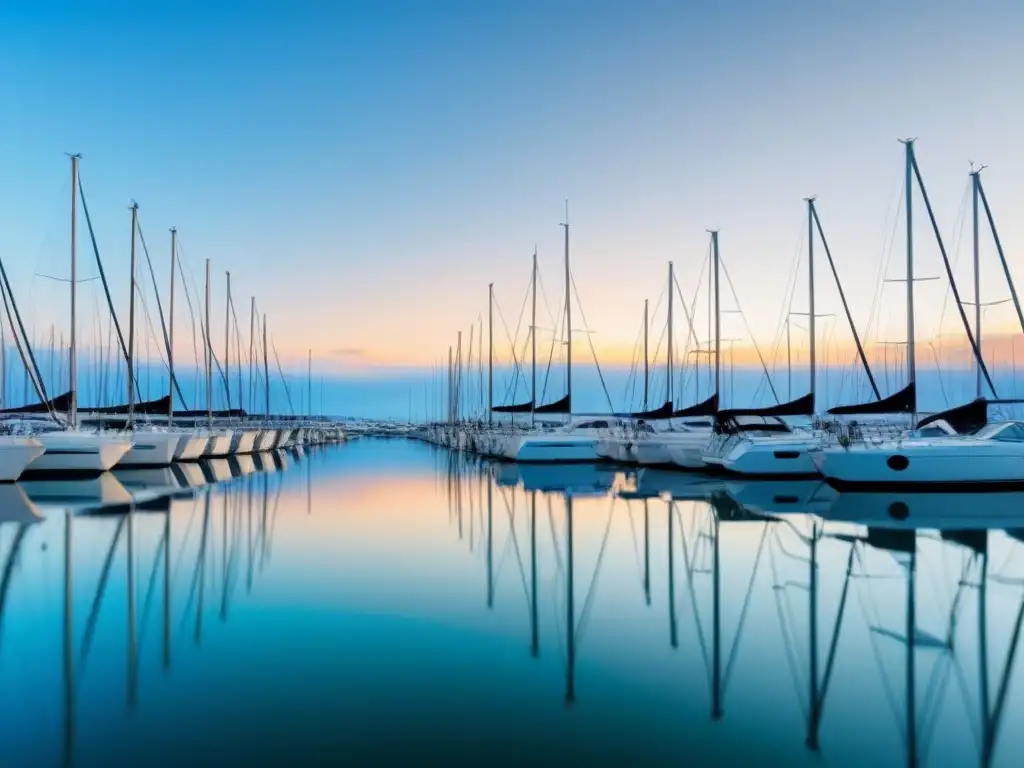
[2, 439, 1023, 766]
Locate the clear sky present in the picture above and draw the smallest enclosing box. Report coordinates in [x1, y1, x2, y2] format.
[2, 0, 1023, 383]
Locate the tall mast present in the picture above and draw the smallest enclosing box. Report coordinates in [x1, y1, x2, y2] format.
[903, 139, 917, 388]
[248, 297, 255, 414]
[262, 315, 269, 420]
[168, 228, 176, 427]
[806, 197, 816, 399]
[643, 299, 649, 410]
[448, 345, 453, 424]
[69, 154, 80, 428]
[531, 249, 537, 426]
[711, 231, 721, 397]
[224, 272, 231, 413]
[205, 259, 212, 428]
[972, 167, 982, 398]
[308, 349, 312, 417]
[667, 261, 674, 405]
[561, 203, 571, 413]
[488, 283, 493, 426]
[127, 202, 138, 427]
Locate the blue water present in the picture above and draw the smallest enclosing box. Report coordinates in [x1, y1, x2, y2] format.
[2, 439, 1023, 766]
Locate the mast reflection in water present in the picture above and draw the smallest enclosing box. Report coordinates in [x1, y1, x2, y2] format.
[1, 439, 1024, 766]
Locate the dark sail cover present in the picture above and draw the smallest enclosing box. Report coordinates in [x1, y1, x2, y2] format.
[89, 395, 173, 415]
[716, 392, 815, 421]
[0, 390, 74, 414]
[673, 393, 718, 418]
[492, 400, 534, 414]
[629, 401, 673, 420]
[828, 382, 915, 416]
[535, 393, 571, 414]
[917, 397, 988, 434]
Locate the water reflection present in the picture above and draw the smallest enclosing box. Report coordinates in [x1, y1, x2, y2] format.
[442, 449, 1024, 767]
[3, 440, 1024, 766]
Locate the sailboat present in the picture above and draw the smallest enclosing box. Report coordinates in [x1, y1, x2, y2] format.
[11, 156, 132, 476]
[492, 213, 611, 463]
[813, 141, 1024, 490]
[700, 195, 886, 477]
[612, 261, 717, 467]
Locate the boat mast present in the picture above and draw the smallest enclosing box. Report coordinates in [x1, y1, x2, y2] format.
[307, 349, 312, 417]
[127, 203, 138, 427]
[711, 231, 721, 398]
[168, 228, 176, 427]
[225, 272, 231, 414]
[532, 249, 537, 426]
[806, 197, 816, 399]
[488, 283, 493, 426]
[561, 203, 571, 416]
[667, 261, 674, 406]
[70, 154, 80, 429]
[262, 316, 269, 420]
[902, 139, 917, 392]
[972, 167, 982, 398]
[248, 297, 255, 415]
[205, 259, 212, 428]
[643, 299, 649, 410]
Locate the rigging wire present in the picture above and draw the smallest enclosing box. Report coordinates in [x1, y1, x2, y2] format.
[719, 258, 780, 404]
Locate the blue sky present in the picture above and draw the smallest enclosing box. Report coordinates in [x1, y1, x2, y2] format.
[2, 1, 1023, 414]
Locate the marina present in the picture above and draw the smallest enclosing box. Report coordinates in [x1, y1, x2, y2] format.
[4, 2, 1024, 764]
[3, 436, 1024, 766]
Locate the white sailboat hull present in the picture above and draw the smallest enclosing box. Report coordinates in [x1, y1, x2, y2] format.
[117, 432, 179, 467]
[25, 433, 133, 476]
[813, 437, 1024, 490]
[703, 434, 822, 476]
[0, 437, 46, 482]
[507, 434, 601, 463]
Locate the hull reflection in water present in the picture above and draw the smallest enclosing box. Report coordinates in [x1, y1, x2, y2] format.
[3, 438, 1024, 767]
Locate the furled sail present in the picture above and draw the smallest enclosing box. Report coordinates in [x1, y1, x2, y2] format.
[715, 392, 815, 421]
[629, 401, 673, 420]
[827, 383, 915, 416]
[535, 393, 571, 414]
[0, 390, 74, 414]
[672, 393, 718, 418]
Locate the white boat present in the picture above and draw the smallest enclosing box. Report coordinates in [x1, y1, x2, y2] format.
[231, 429, 259, 454]
[24, 432, 133, 477]
[117, 430, 179, 467]
[500, 419, 616, 463]
[812, 420, 1024, 491]
[174, 432, 209, 461]
[0, 436, 45, 482]
[201, 430, 234, 458]
[701, 412, 821, 477]
[254, 429, 278, 452]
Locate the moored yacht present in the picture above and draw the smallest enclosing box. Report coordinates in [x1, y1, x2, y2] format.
[812, 419, 1024, 491]
[117, 429, 179, 467]
[24, 431, 134, 478]
[0, 436, 46, 482]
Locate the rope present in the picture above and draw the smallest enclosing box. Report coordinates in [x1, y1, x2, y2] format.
[720, 258, 780, 403]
